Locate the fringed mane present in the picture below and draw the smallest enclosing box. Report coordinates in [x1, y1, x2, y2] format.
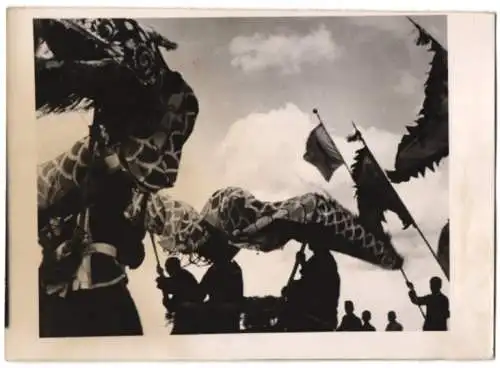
[34, 18, 177, 116]
[34, 19, 110, 114]
[35, 58, 97, 115]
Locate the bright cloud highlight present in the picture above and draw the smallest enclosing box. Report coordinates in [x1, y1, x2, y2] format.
[229, 25, 340, 74]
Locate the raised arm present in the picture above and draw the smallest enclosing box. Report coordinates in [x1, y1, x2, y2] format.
[407, 282, 429, 306]
[408, 290, 429, 306]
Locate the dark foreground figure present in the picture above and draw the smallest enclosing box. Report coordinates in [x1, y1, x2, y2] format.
[361, 310, 376, 331]
[40, 282, 143, 337]
[408, 277, 449, 331]
[156, 225, 244, 334]
[337, 300, 362, 331]
[39, 157, 145, 337]
[385, 311, 404, 331]
[197, 241, 244, 334]
[279, 240, 340, 332]
[156, 257, 202, 335]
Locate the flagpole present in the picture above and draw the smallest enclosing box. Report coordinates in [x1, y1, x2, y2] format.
[399, 266, 426, 319]
[406, 16, 446, 52]
[312, 108, 353, 176]
[287, 243, 307, 286]
[287, 108, 344, 301]
[350, 121, 449, 281]
[309, 111, 427, 320]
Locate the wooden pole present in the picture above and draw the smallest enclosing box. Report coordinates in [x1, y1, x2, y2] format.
[286, 243, 307, 287]
[406, 16, 447, 52]
[149, 232, 163, 275]
[399, 267, 426, 319]
[350, 121, 448, 281]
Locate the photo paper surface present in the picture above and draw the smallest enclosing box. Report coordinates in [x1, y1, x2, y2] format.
[5, 8, 495, 361]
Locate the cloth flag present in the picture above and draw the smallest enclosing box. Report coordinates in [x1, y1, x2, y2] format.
[351, 146, 413, 230]
[387, 17, 448, 183]
[303, 124, 344, 181]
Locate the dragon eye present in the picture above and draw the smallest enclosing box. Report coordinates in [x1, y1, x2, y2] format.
[97, 21, 115, 39]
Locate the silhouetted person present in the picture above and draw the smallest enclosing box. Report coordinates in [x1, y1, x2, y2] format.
[279, 240, 340, 332]
[385, 311, 403, 331]
[361, 310, 376, 331]
[39, 154, 146, 337]
[337, 301, 362, 331]
[407, 277, 449, 331]
[197, 230, 244, 334]
[156, 257, 201, 334]
[277, 284, 295, 332]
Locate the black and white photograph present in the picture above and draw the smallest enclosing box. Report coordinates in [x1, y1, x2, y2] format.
[4, 8, 495, 361]
[34, 15, 451, 337]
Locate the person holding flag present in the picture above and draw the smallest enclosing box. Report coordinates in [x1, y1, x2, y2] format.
[407, 277, 450, 331]
[303, 108, 444, 327]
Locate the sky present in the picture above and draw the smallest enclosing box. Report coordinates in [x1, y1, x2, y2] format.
[37, 15, 448, 334]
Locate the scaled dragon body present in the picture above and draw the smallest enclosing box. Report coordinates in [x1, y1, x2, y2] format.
[36, 18, 199, 231]
[126, 187, 404, 270]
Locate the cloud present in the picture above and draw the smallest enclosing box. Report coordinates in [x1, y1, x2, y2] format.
[190, 103, 449, 330]
[393, 70, 421, 96]
[212, 103, 448, 238]
[229, 25, 340, 74]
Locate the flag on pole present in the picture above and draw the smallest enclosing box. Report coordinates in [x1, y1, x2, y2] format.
[387, 17, 448, 183]
[348, 123, 449, 280]
[351, 146, 413, 230]
[437, 220, 450, 279]
[347, 128, 362, 143]
[303, 124, 345, 181]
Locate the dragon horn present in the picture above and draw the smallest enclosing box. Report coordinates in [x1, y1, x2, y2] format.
[147, 29, 178, 51]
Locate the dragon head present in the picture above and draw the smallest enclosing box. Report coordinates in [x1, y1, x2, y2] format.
[35, 18, 199, 193]
[35, 18, 177, 88]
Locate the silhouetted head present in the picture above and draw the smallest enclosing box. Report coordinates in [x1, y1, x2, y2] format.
[430, 276, 442, 294]
[198, 220, 240, 264]
[345, 300, 354, 314]
[165, 257, 182, 276]
[387, 311, 397, 322]
[362, 310, 371, 322]
[308, 238, 330, 254]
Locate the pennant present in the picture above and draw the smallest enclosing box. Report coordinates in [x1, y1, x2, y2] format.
[351, 147, 413, 230]
[387, 18, 448, 183]
[303, 124, 344, 181]
[437, 220, 450, 279]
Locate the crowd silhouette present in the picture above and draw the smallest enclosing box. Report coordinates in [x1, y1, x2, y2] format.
[156, 246, 450, 334]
